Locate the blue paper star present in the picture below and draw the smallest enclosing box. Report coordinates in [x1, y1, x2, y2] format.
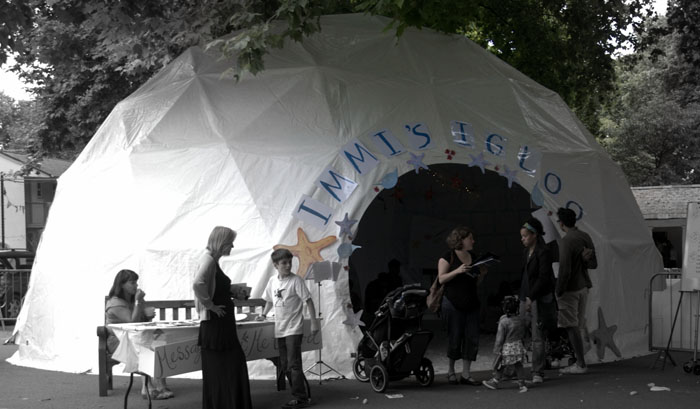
[589, 307, 621, 360]
[335, 213, 357, 237]
[342, 307, 365, 328]
[500, 165, 518, 188]
[407, 152, 429, 174]
[468, 152, 491, 174]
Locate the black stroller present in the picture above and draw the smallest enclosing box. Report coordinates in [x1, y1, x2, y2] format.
[352, 284, 434, 392]
[545, 327, 577, 368]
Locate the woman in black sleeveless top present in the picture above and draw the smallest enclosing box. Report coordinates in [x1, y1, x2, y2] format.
[438, 226, 488, 385]
[193, 226, 252, 409]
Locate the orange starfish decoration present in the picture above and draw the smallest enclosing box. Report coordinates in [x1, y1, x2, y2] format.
[273, 228, 337, 278]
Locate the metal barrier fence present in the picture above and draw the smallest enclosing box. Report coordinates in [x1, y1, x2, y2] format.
[648, 270, 700, 354]
[0, 269, 31, 327]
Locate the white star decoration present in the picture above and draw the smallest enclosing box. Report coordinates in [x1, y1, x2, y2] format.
[468, 152, 491, 174]
[589, 307, 621, 360]
[407, 152, 429, 174]
[342, 307, 365, 328]
[500, 165, 518, 188]
[335, 213, 357, 237]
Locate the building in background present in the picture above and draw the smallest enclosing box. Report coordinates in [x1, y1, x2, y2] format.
[631, 185, 700, 269]
[0, 152, 71, 253]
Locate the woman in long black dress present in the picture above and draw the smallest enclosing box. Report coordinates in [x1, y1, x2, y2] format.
[193, 226, 252, 409]
[438, 226, 488, 385]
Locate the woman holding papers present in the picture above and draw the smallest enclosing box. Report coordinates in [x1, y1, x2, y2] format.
[193, 226, 252, 409]
[438, 226, 489, 385]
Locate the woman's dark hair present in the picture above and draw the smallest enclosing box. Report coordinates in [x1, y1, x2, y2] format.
[502, 295, 519, 316]
[108, 269, 139, 302]
[446, 226, 473, 250]
[522, 217, 544, 237]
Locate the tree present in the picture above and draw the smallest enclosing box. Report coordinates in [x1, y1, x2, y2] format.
[600, 13, 700, 186]
[0, 92, 43, 153]
[0, 0, 32, 65]
[665, 0, 700, 105]
[4, 0, 653, 158]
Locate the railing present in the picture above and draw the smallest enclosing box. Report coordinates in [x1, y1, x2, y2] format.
[648, 269, 700, 353]
[0, 269, 31, 328]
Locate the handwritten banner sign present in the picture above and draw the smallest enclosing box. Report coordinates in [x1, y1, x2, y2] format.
[682, 202, 700, 291]
[142, 321, 322, 378]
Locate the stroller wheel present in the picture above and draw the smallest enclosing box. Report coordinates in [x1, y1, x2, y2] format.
[415, 357, 434, 387]
[369, 364, 389, 393]
[353, 357, 370, 382]
[683, 361, 693, 373]
[694, 363, 700, 376]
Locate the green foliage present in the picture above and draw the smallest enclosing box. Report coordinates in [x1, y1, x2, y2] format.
[0, 0, 32, 65]
[0, 93, 43, 155]
[0, 0, 654, 161]
[666, 0, 700, 105]
[600, 11, 700, 186]
[8, 0, 245, 155]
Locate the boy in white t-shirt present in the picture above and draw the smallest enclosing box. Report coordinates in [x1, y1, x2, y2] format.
[258, 249, 320, 409]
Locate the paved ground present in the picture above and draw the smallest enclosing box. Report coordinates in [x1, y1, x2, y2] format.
[2, 323, 700, 409]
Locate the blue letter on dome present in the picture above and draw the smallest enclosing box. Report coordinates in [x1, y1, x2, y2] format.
[486, 133, 505, 156]
[297, 200, 331, 225]
[544, 172, 562, 194]
[319, 170, 357, 203]
[343, 142, 379, 174]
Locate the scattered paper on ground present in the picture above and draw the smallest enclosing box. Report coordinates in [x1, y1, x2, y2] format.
[386, 393, 404, 399]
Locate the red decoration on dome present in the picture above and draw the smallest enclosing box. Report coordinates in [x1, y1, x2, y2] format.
[374, 187, 380, 192]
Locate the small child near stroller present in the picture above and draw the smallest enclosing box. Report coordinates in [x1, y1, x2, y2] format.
[352, 283, 435, 393]
[483, 295, 529, 393]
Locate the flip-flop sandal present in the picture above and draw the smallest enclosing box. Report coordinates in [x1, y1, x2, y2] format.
[281, 398, 311, 409]
[447, 373, 459, 385]
[460, 376, 481, 386]
[142, 389, 171, 400]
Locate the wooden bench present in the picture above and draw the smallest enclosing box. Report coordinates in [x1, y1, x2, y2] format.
[97, 298, 265, 396]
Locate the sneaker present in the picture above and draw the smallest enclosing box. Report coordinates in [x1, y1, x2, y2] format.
[282, 398, 311, 409]
[482, 378, 499, 390]
[531, 374, 544, 384]
[559, 364, 587, 374]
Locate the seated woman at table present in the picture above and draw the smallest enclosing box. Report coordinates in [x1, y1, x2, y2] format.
[105, 269, 173, 400]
